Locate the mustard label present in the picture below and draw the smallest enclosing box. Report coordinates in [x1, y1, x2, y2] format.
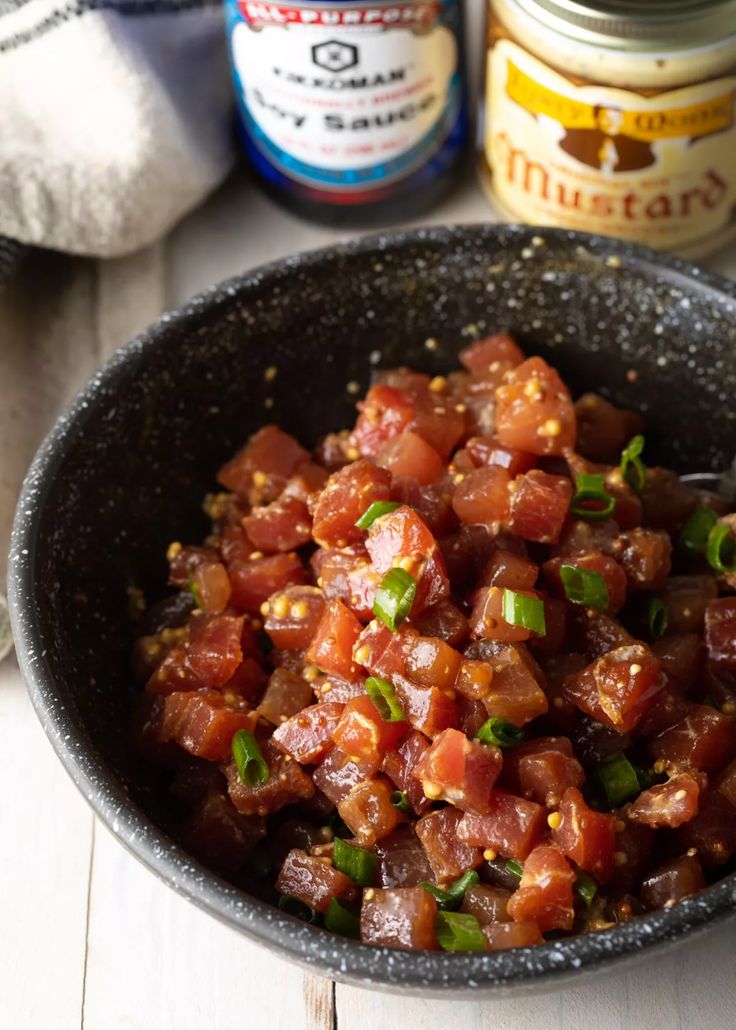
[485, 37, 736, 249]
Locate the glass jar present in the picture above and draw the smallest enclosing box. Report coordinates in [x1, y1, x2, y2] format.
[225, 1, 469, 228]
[480, 0, 736, 257]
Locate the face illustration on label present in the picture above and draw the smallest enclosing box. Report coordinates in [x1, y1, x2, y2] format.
[596, 107, 623, 137]
[559, 106, 657, 173]
[231, 20, 458, 175]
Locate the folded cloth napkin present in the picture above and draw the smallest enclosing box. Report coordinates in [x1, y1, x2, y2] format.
[0, 0, 235, 266]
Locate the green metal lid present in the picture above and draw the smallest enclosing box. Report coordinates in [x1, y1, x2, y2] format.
[505, 0, 736, 49]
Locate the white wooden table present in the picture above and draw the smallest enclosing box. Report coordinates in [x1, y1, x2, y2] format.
[3, 129, 736, 1030]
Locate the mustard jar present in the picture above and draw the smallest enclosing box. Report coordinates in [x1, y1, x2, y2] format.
[480, 0, 736, 256]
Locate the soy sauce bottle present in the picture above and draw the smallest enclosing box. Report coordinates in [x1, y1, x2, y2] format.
[224, 1, 469, 226]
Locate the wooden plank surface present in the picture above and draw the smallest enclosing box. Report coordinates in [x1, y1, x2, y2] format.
[333, 920, 736, 1030]
[0, 663, 94, 1028]
[82, 823, 333, 1030]
[0, 253, 100, 1026]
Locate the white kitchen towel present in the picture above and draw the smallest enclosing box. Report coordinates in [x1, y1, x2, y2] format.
[0, 0, 236, 263]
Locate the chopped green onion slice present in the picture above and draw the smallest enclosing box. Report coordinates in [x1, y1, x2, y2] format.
[278, 895, 318, 923]
[420, 870, 480, 911]
[333, 838, 377, 887]
[187, 566, 203, 609]
[679, 505, 717, 557]
[365, 675, 406, 722]
[476, 717, 524, 749]
[355, 500, 401, 531]
[570, 473, 616, 521]
[646, 596, 669, 639]
[620, 435, 646, 492]
[373, 567, 417, 631]
[595, 752, 641, 807]
[435, 911, 487, 952]
[389, 789, 410, 812]
[231, 729, 269, 788]
[560, 564, 609, 611]
[324, 898, 360, 939]
[502, 588, 547, 635]
[506, 859, 524, 879]
[575, 872, 598, 906]
[706, 523, 736, 574]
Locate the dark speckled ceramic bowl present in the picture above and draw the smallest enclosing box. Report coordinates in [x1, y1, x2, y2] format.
[9, 225, 736, 996]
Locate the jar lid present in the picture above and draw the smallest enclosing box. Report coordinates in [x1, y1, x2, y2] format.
[507, 0, 736, 49]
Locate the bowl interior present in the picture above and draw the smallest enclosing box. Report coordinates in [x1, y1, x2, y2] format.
[10, 225, 736, 994]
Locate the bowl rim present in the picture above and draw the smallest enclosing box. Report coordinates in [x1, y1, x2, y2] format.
[8, 223, 736, 994]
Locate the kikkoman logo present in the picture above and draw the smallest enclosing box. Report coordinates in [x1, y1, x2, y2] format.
[312, 40, 359, 74]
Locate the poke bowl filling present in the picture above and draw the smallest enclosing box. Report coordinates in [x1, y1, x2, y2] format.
[132, 333, 736, 953]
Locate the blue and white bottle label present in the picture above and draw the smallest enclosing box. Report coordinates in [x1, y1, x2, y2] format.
[226, 1, 466, 194]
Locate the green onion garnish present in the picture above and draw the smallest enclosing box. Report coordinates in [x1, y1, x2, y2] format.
[187, 567, 203, 609]
[232, 729, 269, 787]
[420, 870, 480, 911]
[373, 567, 417, 631]
[324, 898, 360, 939]
[595, 752, 641, 807]
[476, 717, 524, 749]
[570, 473, 616, 521]
[277, 895, 318, 923]
[620, 435, 646, 492]
[355, 500, 401, 531]
[560, 564, 609, 611]
[502, 588, 546, 635]
[333, 838, 377, 887]
[706, 522, 736, 574]
[365, 675, 406, 722]
[646, 596, 669, 639]
[390, 789, 410, 812]
[679, 505, 717, 557]
[575, 872, 598, 906]
[506, 859, 524, 879]
[435, 911, 487, 952]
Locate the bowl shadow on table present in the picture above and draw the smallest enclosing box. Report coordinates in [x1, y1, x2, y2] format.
[10, 225, 736, 995]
